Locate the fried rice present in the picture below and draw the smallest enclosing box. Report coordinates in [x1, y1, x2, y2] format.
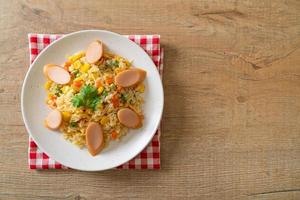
[44, 51, 145, 148]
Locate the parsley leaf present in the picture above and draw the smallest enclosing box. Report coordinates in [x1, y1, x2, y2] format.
[69, 121, 78, 128]
[109, 84, 116, 91]
[71, 69, 79, 76]
[120, 93, 128, 103]
[102, 90, 108, 97]
[54, 85, 62, 96]
[71, 85, 100, 110]
[105, 59, 119, 68]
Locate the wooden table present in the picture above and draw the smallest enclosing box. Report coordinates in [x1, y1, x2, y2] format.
[0, 0, 299, 199]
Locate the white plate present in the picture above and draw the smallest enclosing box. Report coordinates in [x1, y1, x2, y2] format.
[21, 30, 164, 171]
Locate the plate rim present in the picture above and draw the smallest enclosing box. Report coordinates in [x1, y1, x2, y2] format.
[21, 29, 164, 171]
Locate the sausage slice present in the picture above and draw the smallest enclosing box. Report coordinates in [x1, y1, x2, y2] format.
[115, 68, 146, 87]
[43, 64, 57, 76]
[46, 66, 71, 84]
[85, 122, 104, 156]
[117, 108, 141, 128]
[86, 40, 103, 64]
[45, 109, 62, 130]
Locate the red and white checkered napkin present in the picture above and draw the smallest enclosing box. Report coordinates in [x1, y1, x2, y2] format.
[28, 33, 163, 170]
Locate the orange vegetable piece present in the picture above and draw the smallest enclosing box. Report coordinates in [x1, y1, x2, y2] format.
[95, 78, 102, 88]
[111, 131, 118, 140]
[111, 95, 119, 108]
[73, 80, 83, 88]
[64, 61, 72, 71]
[50, 95, 57, 101]
[105, 77, 114, 85]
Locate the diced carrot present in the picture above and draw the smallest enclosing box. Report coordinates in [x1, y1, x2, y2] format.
[111, 95, 119, 108]
[111, 131, 118, 140]
[95, 78, 102, 88]
[64, 61, 72, 71]
[49, 94, 57, 101]
[73, 80, 82, 88]
[105, 77, 114, 85]
[48, 95, 57, 107]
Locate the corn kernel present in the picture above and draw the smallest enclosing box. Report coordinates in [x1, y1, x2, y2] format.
[80, 63, 90, 73]
[100, 116, 109, 125]
[88, 75, 94, 81]
[73, 60, 82, 70]
[98, 86, 104, 94]
[92, 72, 99, 79]
[44, 81, 52, 90]
[62, 111, 71, 122]
[97, 103, 103, 110]
[72, 85, 80, 92]
[68, 51, 85, 63]
[125, 60, 131, 66]
[69, 65, 74, 71]
[47, 93, 54, 99]
[74, 77, 83, 82]
[61, 86, 69, 94]
[88, 72, 94, 80]
[136, 83, 145, 93]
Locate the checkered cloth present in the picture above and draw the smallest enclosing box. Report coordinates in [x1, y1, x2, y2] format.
[27, 33, 163, 169]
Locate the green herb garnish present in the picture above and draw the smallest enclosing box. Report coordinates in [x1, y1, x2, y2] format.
[53, 85, 62, 96]
[102, 90, 108, 97]
[109, 84, 116, 91]
[120, 93, 128, 103]
[71, 69, 79, 76]
[105, 59, 119, 68]
[99, 90, 109, 103]
[69, 121, 78, 127]
[71, 85, 100, 110]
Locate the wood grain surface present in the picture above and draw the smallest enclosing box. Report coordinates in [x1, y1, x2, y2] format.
[0, 0, 299, 199]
